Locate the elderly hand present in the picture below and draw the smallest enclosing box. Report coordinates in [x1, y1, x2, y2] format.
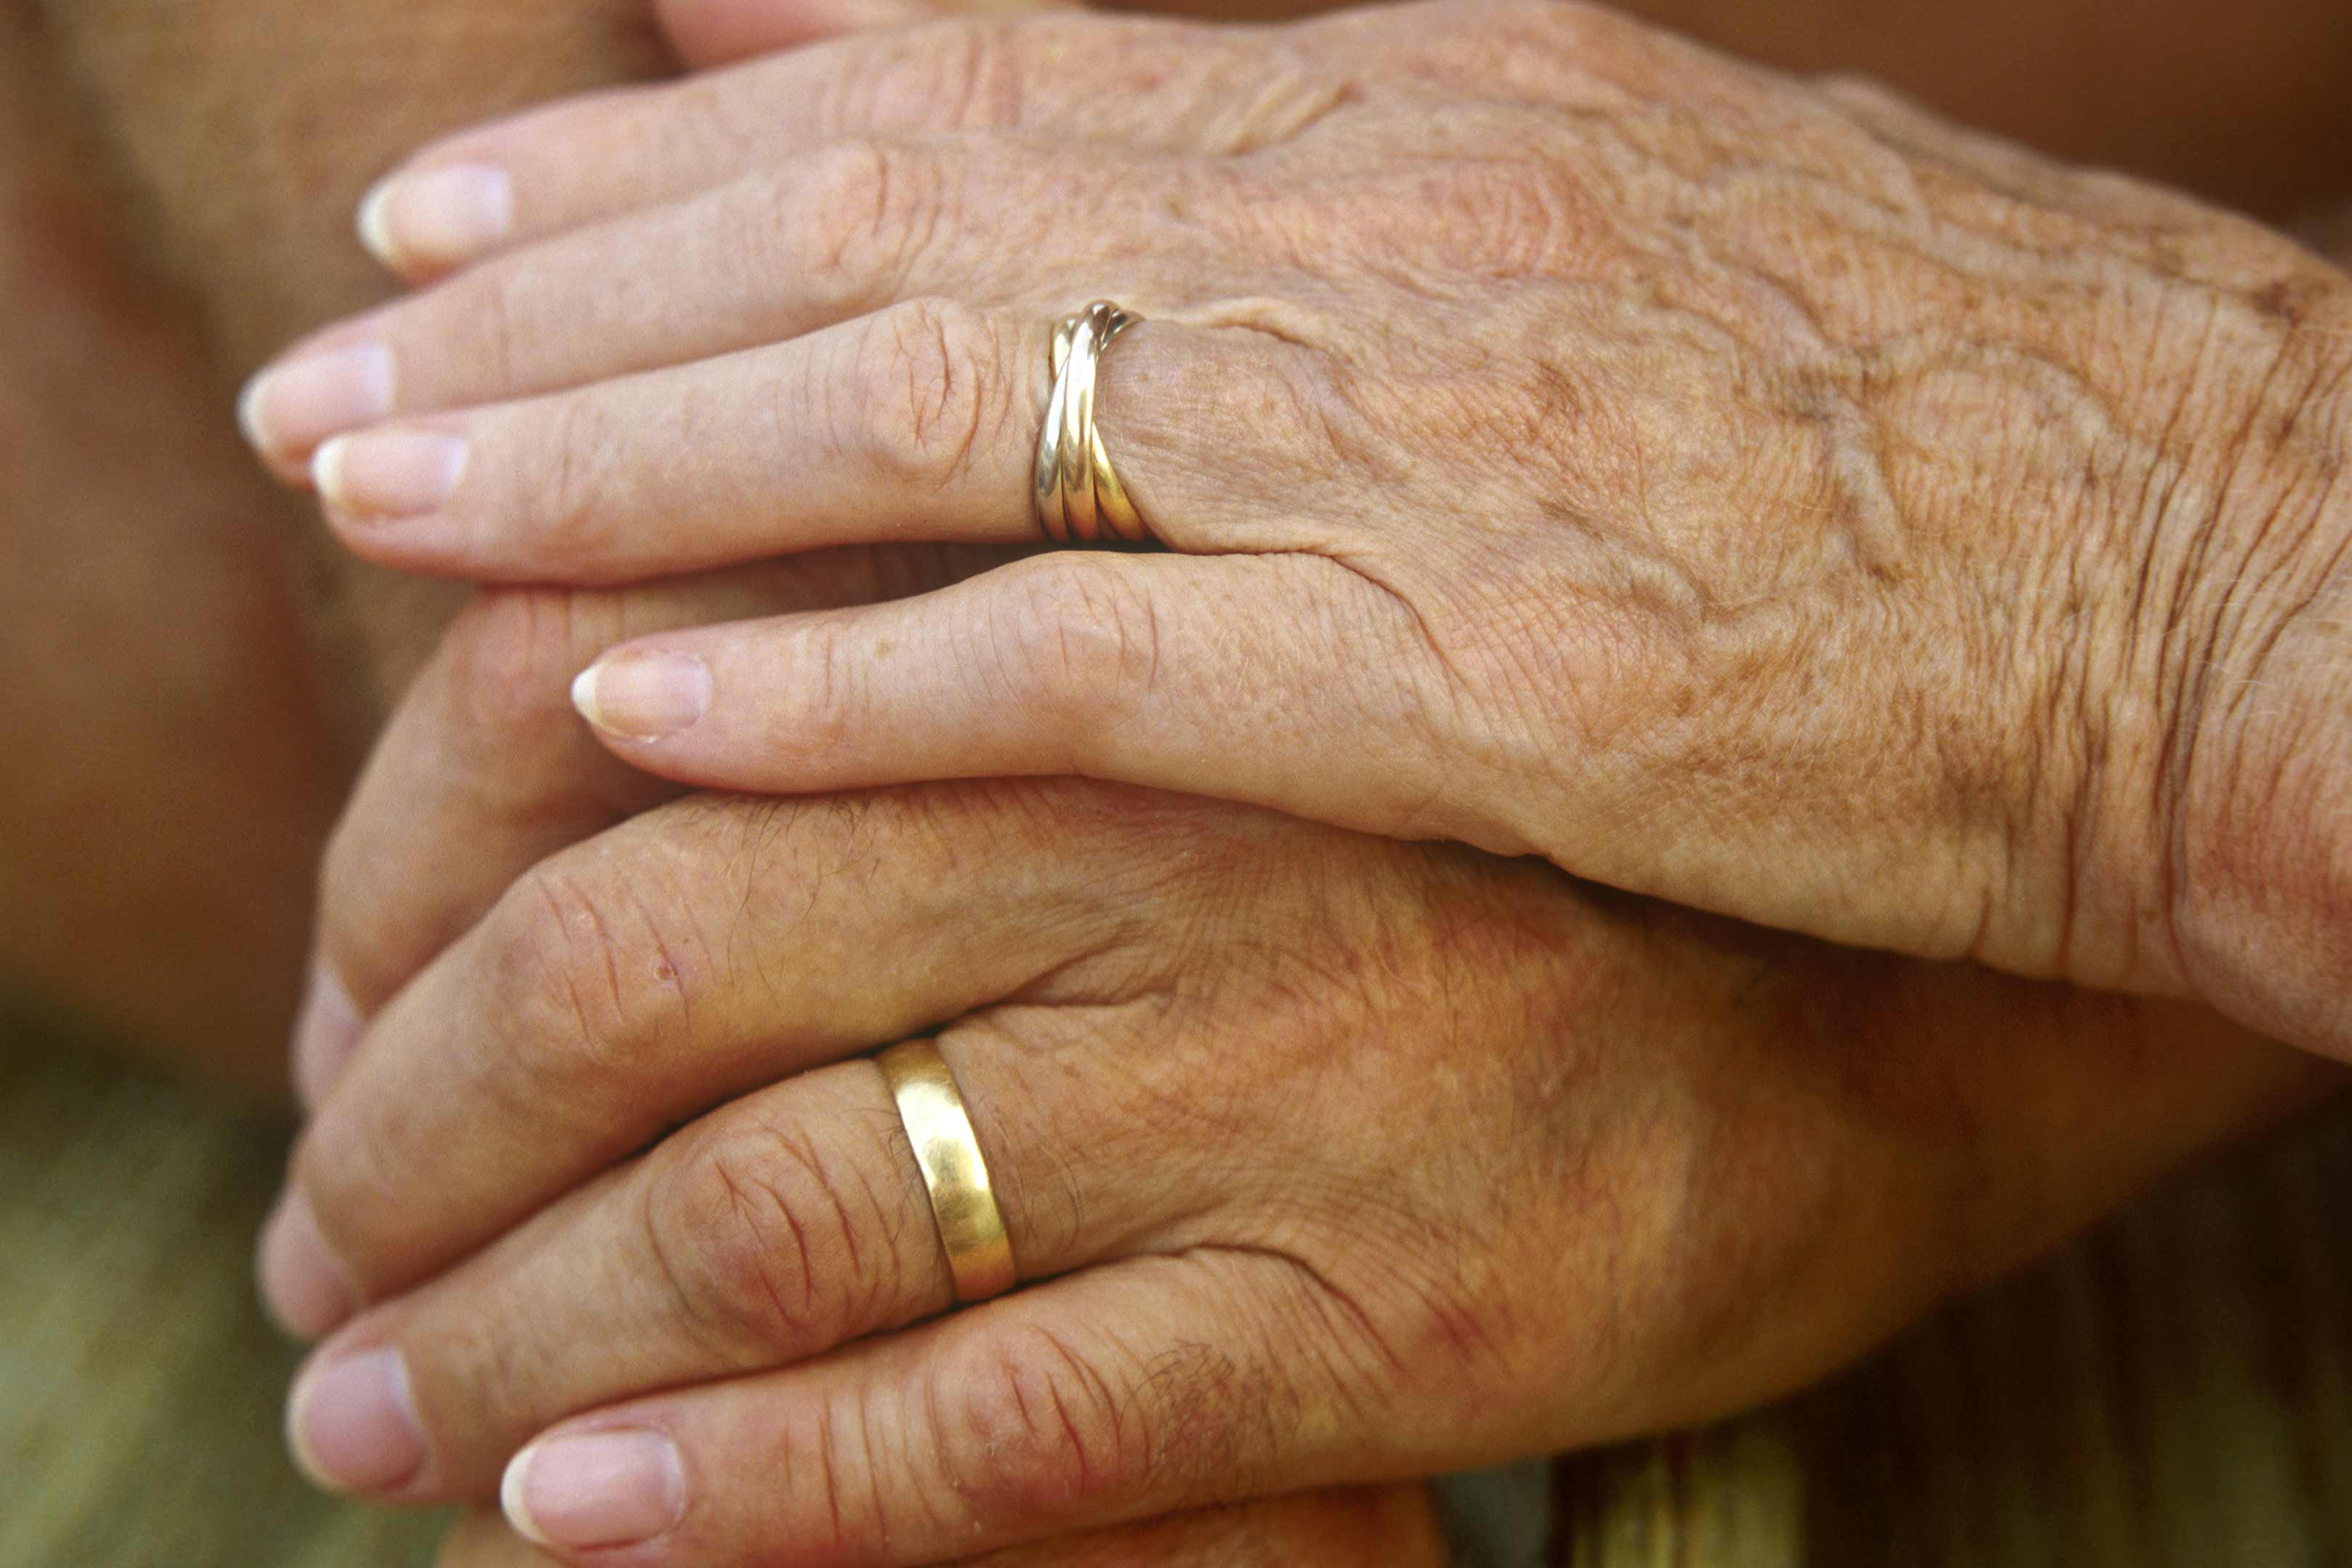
[259, 572, 2329, 1567]
[236, 0, 2352, 1058]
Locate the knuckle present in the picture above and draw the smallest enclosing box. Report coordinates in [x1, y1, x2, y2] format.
[931, 1324, 1146, 1524]
[739, 614, 856, 765]
[524, 392, 627, 562]
[793, 139, 948, 298]
[979, 555, 1165, 743]
[643, 1110, 878, 1361]
[480, 851, 701, 1091]
[840, 296, 1014, 493]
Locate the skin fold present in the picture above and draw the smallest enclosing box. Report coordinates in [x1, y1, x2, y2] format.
[2, 0, 2347, 1559]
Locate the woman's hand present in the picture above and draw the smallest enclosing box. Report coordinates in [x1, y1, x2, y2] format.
[259, 574, 2331, 1565]
[236, 0, 2352, 1057]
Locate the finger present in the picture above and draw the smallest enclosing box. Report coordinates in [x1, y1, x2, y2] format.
[285, 1018, 1211, 1501]
[297, 547, 995, 1111]
[307, 298, 1283, 582]
[310, 302, 1066, 581]
[350, 11, 1301, 280]
[248, 132, 1171, 470]
[275, 779, 1249, 1327]
[573, 550, 1482, 851]
[494, 1255, 1412, 1565]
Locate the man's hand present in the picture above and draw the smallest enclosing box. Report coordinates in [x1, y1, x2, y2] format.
[256, 574, 2333, 1565]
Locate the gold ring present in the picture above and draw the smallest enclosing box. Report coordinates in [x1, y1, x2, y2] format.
[876, 1039, 1016, 1303]
[1035, 300, 1147, 544]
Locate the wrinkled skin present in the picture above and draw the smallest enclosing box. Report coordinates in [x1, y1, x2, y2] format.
[245, 1, 2352, 1061]
[219, 2, 2352, 1562]
[258, 560, 2334, 1567]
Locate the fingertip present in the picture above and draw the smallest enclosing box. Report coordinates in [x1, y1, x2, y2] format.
[353, 163, 515, 278]
[356, 178, 401, 271]
[570, 649, 712, 743]
[499, 1442, 553, 1548]
[286, 1343, 427, 1495]
[568, 664, 598, 731]
[502, 1430, 686, 1550]
[309, 435, 351, 512]
[292, 960, 364, 1114]
[257, 1187, 358, 1340]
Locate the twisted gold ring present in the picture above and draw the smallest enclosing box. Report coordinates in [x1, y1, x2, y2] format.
[877, 1039, 1016, 1303]
[1035, 300, 1147, 544]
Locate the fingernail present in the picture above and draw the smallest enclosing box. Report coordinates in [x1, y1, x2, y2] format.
[291, 962, 362, 1112]
[571, 651, 712, 741]
[257, 1188, 356, 1339]
[503, 1430, 686, 1549]
[289, 1346, 427, 1493]
[237, 342, 395, 457]
[358, 163, 513, 271]
[313, 429, 469, 520]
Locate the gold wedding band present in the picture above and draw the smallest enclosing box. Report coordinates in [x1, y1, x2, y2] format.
[877, 1039, 1017, 1303]
[1035, 300, 1148, 544]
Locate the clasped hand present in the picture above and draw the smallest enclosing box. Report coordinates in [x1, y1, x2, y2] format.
[237, 3, 2351, 1563]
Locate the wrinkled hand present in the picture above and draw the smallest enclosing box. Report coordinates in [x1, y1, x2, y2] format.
[238, 0, 2352, 1056]
[270, 539, 1469, 1568]
[258, 570, 2329, 1567]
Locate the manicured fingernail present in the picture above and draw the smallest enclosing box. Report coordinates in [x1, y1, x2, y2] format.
[358, 163, 514, 271]
[571, 651, 712, 741]
[237, 342, 395, 457]
[257, 1188, 355, 1339]
[289, 1346, 426, 1493]
[313, 430, 469, 519]
[503, 1430, 686, 1549]
[291, 962, 361, 1111]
